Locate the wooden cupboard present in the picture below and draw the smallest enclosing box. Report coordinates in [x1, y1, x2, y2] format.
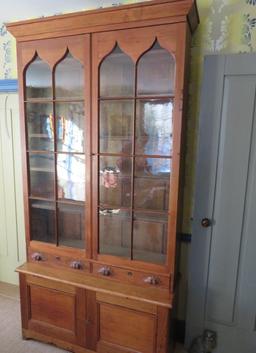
[7, 1, 199, 352]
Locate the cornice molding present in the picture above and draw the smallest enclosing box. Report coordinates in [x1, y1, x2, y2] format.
[6, 0, 199, 42]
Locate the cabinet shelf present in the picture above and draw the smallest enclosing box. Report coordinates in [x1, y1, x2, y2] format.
[30, 167, 53, 173]
[29, 133, 52, 138]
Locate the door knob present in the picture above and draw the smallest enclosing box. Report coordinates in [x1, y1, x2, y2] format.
[201, 218, 211, 228]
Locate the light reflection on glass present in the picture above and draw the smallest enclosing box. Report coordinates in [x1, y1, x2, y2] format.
[27, 103, 54, 151]
[56, 103, 84, 153]
[134, 157, 170, 211]
[29, 153, 55, 199]
[99, 210, 131, 257]
[99, 156, 132, 208]
[137, 41, 175, 96]
[55, 52, 84, 99]
[26, 56, 52, 99]
[136, 99, 173, 156]
[133, 212, 168, 264]
[100, 100, 133, 154]
[100, 44, 135, 97]
[57, 154, 85, 201]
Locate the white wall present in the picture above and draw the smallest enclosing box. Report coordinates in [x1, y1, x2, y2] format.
[0, 0, 133, 22]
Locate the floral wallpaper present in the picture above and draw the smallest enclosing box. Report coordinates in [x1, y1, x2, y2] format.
[1, 0, 256, 232]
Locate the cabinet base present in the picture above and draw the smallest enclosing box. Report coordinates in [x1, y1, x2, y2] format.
[22, 329, 94, 353]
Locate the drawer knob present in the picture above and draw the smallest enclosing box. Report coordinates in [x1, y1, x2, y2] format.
[98, 266, 112, 276]
[70, 261, 82, 270]
[144, 276, 160, 285]
[31, 252, 43, 262]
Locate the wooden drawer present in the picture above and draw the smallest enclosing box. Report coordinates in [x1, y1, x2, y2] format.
[92, 262, 170, 289]
[28, 248, 89, 272]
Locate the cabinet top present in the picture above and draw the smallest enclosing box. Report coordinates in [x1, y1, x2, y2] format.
[6, 0, 199, 42]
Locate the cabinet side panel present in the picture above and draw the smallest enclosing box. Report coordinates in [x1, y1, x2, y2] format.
[19, 273, 29, 329]
[156, 306, 171, 353]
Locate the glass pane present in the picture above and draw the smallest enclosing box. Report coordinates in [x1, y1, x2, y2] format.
[29, 153, 55, 199]
[136, 99, 173, 156]
[56, 102, 85, 153]
[133, 212, 168, 264]
[100, 100, 133, 154]
[26, 56, 52, 99]
[100, 45, 135, 97]
[134, 157, 171, 211]
[55, 52, 84, 99]
[99, 156, 132, 208]
[137, 41, 175, 96]
[57, 154, 85, 202]
[58, 203, 85, 249]
[30, 200, 55, 243]
[99, 210, 131, 257]
[26, 103, 54, 151]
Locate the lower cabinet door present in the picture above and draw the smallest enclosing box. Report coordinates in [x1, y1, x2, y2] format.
[19, 272, 170, 353]
[20, 274, 87, 348]
[96, 293, 158, 353]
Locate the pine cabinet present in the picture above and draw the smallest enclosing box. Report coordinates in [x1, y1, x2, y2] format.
[7, 1, 199, 352]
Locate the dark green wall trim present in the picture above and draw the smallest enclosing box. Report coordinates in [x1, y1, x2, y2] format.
[179, 233, 191, 243]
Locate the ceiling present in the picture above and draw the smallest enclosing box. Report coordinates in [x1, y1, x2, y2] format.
[1, 0, 129, 23]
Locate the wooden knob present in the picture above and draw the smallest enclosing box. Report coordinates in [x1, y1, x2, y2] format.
[31, 252, 43, 262]
[70, 261, 82, 270]
[98, 266, 112, 276]
[144, 276, 160, 285]
[201, 218, 211, 228]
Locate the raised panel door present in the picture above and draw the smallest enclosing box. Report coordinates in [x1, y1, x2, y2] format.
[22, 275, 87, 347]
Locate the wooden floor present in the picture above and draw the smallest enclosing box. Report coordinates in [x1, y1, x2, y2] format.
[0, 281, 187, 353]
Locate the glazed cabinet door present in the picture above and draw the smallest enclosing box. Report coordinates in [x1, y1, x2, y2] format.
[17, 35, 91, 259]
[19, 274, 90, 348]
[92, 24, 187, 273]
